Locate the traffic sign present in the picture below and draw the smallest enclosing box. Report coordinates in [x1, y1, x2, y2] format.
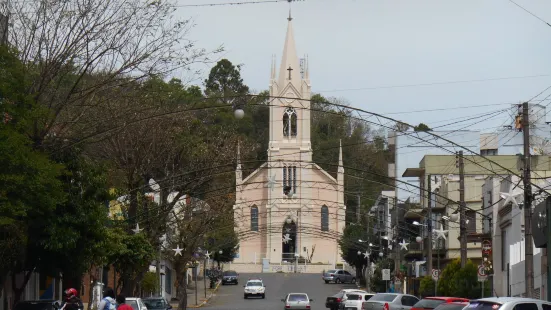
[477, 265, 488, 282]
[382, 269, 391, 281]
[431, 269, 440, 281]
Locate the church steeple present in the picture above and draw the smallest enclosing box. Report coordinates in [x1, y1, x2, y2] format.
[278, 11, 302, 88]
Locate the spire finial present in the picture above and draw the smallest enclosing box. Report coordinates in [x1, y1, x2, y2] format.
[287, 0, 293, 21]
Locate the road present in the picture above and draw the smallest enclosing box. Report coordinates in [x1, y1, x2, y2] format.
[205, 272, 357, 310]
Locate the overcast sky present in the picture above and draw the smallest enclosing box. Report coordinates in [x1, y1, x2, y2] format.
[176, 0, 551, 133]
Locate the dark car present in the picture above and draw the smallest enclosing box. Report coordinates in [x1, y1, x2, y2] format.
[14, 300, 62, 310]
[142, 298, 172, 310]
[221, 270, 239, 285]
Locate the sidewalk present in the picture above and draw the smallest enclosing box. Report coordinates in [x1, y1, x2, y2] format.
[182, 277, 222, 309]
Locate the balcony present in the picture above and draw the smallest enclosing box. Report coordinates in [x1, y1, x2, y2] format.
[404, 242, 423, 259]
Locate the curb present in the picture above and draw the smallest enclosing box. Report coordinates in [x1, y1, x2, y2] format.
[187, 280, 221, 309]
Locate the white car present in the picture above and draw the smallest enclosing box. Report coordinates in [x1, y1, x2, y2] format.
[125, 298, 148, 310]
[243, 279, 266, 299]
[341, 292, 375, 310]
[470, 297, 551, 310]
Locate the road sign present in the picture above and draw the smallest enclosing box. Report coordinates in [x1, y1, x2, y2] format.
[477, 265, 488, 282]
[431, 269, 440, 281]
[382, 269, 391, 281]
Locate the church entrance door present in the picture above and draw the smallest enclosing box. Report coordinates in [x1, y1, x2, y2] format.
[282, 221, 297, 261]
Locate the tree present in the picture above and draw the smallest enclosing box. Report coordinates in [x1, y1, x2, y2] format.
[413, 123, 431, 132]
[206, 214, 239, 267]
[9, 0, 220, 148]
[438, 259, 489, 298]
[371, 258, 394, 293]
[0, 46, 66, 294]
[419, 276, 435, 298]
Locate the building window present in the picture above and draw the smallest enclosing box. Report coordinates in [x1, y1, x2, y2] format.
[283, 107, 297, 137]
[501, 229, 507, 271]
[251, 206, 259, 231]
[283, 165, 297, 194]
[466, 210, 476, 232]
[481, 149, 498, 156]
[321, 205, 329, 231]
[165, 267, 172, 294]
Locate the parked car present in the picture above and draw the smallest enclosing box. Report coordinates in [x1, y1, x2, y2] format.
[323, 269, 356, 284]
[433, 302, 470, 310]
[222, 270, 239, 285]
[282, 293, 313, 310]
[411, 297, 470, 310]
[14, 300, 62, 310]
[362, 293, 419, 310]
[326, 289, 367, 310]
[142, 297, 171, 310]
[126, 298, 148, 310]
[469, 297, 551, 310]
[340, 293, 375, 310]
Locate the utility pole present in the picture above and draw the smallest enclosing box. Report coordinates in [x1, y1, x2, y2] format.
[357, 195, 361, 224]
[458, 151, 467, 268]
[427, 175, 433, 273]
[394, 196, 400, 291]
[522, 101, 534, 298]
[366, 210, 371, 291]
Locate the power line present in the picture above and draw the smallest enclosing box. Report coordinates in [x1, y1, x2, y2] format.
[174, 0, 288, 8]
[508, 0, 551, 28]
[317, 74, 551, 93]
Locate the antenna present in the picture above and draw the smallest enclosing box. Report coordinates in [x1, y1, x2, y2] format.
[494, 287, 499, 298]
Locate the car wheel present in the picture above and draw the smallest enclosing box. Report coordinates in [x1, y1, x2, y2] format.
[335, 278, 341, 284]
[324, 280, 329, 284]
[351, 277, 356, 284]
[235, 282, 239, 285]
[244, 294, 248, 299]
[262, 294, 265, 299]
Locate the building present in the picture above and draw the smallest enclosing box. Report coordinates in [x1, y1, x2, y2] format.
[232, 14, 346, 268]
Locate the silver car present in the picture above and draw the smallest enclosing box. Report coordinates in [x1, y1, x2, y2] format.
[282, 293, 313, 310]
[362, 293, 419, 310]
[323, 269, 356, 284]
[470, 297, 551, 310]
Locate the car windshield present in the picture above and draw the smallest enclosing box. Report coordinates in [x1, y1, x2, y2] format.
[414, 299, 446, 309]
[467, 302, 502, 310]
[14, 302, 53, 310]
[223, 271, 237, 276]
[127, 301, 138, 310]
[365, 295, 374, 301]
[288, 295, 308, 302]
[346, 295, 362, 301]
[246, 281, 262, 287]
[143, 299, 166, 308]
[369, 294, 398, 302]
[435, 304, 469, 310]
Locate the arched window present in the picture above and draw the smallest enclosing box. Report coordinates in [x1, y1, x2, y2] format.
[283, 107, 297, 137]
[251, 206, 259, 231]
[321, 206, 329, 232]
[282, 165, 297, 195]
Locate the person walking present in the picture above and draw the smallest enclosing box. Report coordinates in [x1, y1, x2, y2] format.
[116, 295, 133, 310]
[98, 288, 117, 310]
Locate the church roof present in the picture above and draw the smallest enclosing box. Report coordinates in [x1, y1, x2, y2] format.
[277, 13, 302, 87]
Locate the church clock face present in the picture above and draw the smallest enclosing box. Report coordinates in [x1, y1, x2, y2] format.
[285, 92, 295, 103]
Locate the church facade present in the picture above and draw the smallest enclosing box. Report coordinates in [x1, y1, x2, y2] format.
[233, 15, 346, 266]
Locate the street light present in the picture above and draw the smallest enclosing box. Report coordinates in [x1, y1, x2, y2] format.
[219, 250, 223, 255]
[413, 221, 422, 226]
[416, 236, 423, 243]
[449, 213, 459, 222]
[378, 252, 383, 257]
[234, 108, 245, 119]
[357, 250, 362, 255]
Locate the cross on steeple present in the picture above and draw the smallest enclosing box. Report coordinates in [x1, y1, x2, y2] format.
[287, 66, 293, 80]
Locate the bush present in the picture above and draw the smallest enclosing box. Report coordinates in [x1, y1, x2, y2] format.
[438, 259, 490, 299]
[419, 276, 435, 298]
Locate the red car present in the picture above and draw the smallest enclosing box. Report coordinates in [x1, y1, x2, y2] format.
[411, 297, 470, 310]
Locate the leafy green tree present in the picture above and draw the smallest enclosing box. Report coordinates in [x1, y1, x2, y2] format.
[371, 258, 394, 293]
[0, 46, 66, 294]
[419, 276, 435, 298]
[438, 259, 489, 298]
[413, 123, 431, 131]
[437, 259, 460, 296]
[206, 214, 239, 267]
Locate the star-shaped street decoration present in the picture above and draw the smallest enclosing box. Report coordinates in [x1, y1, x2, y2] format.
[388, 244, 393, 250]
[499, 190, 521, 208]
[267, 174, 277, 191]
[285, 228, 291, 233]
[363, 250, 370, 258]
[173, 245, 183, 256]
[132, 223, 143, 234]
[434, 224, 448, 240]
[399, 239, 409, 251]
[282, 234, 292, 244]
[205, 251, 211, 259]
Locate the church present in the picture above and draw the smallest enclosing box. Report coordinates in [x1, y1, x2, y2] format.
[233, 13, 346, 267]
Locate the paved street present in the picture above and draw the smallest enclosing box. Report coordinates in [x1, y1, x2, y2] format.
[205, 273, 357, 310]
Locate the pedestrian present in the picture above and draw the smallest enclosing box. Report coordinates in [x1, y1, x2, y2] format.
[98, 288, 117, 310]
[116, 295, 133, 310]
